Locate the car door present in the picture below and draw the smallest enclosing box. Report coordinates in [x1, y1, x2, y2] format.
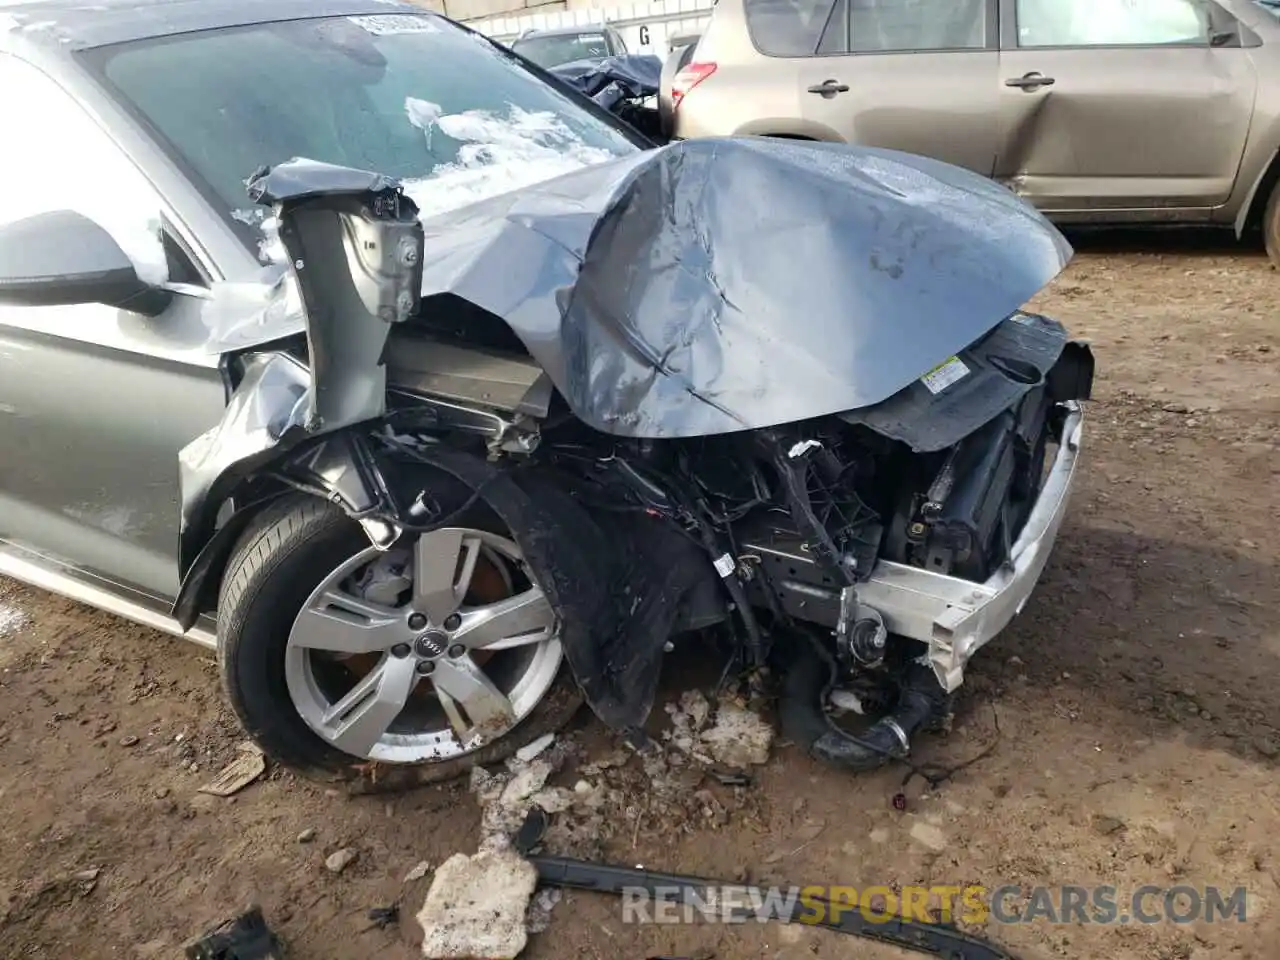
[0, 55, 228, 603]
[795, 0, 1003, 175]
[995, 0, 1258, 213]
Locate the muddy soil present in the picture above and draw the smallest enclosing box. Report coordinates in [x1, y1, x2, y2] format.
[1, 230, 1278, 960]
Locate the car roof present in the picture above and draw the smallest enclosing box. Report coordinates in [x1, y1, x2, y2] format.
[515, 24, 609, 39]
[0, 0, 433, 51]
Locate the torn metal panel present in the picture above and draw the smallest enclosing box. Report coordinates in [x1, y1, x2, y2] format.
[176, 351, 310, 573]
[176, 159, 426, 584]
[246, 158, 425, 432]
[200, 273, 307, 353]
[174, 140, 1074, 639]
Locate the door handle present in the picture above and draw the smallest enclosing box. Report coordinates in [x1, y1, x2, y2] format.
[1005, 72, 1055, 90]
[807, 79, 850, 96]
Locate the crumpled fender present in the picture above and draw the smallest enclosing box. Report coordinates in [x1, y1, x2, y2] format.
[172, 160, 425, 628]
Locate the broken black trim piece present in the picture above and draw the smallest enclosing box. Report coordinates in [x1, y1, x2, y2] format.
[513, 811, 1019, 960]
[184, 905, 286, 960]
[779, 630, 946, 775]
[839, 314, 1087, 453]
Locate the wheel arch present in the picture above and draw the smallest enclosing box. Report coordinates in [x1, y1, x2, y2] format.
[172, 433, 474, 632]
[732, 119, 842, 141]
[1234, 145, 1280, 238]
[172, 486, 293, 634]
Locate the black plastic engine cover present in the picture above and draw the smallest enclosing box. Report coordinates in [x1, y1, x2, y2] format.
[839, 312, 1082, 453]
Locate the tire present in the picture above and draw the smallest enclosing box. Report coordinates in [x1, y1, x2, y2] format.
[216, 490, 583, 792]
[1263, 180, 1280, 268]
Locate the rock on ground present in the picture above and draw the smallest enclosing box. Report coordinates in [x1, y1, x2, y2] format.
[416, 849, 538, 960]
[324, 847, 358, 874]
[908, 821, 947, 852]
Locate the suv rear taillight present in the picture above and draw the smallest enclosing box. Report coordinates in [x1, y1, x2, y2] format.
[671, 62, 717, 110]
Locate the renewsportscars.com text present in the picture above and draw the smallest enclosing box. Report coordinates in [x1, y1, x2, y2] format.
[620, 883, 1249, 926]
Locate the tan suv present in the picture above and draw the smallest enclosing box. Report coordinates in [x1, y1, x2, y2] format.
[667, 0, 1280, 262]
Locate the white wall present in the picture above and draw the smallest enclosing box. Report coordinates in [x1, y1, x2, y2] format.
[464, 0, 713, 57]
[420, 0, 567, 22]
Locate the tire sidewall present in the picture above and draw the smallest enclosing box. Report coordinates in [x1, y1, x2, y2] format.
[1263, 181, 1280, 267]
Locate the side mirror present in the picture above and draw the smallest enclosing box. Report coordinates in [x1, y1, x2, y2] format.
[0, 209, 170, 316]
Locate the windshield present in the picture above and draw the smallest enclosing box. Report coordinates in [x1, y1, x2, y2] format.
[1256, 0, 1280, 15]
[511, 32, 611, 67]
[85, 14, 640, 259]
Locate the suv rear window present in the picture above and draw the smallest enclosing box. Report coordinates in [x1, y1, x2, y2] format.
[744, 0, 838, 56]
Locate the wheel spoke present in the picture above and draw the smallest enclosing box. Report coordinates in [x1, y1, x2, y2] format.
[431, 653, 515, 747]
[413, 528, 481, 624]
[452, 586, 555, 650]
[289, 590, 410, 654]
[433, 688, 472, 747]
[319, 654, 418, 757]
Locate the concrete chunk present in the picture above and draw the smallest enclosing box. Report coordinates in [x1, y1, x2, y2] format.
[698, 703, 774, 768]
[417, 849, 538, 959]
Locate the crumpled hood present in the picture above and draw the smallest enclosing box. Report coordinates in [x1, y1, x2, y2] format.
[409, 135, 1073, 437]
[210, 137, 1072, 439]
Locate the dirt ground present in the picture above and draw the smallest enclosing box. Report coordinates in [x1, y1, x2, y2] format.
[2, 229, 1279, 960]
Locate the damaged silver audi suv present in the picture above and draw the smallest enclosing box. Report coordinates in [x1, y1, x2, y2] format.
[0, 0, 1093, 787]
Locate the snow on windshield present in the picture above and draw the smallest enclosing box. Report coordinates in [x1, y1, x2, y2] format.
[244, 99, 619, 264]
[211, 92, 625, 349]
[400, 98, 619, 219]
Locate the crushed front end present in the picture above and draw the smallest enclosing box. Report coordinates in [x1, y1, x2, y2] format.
[175, 137, 1094, 777]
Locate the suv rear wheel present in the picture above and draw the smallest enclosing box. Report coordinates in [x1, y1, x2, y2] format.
[1263, 179, 1280, 268]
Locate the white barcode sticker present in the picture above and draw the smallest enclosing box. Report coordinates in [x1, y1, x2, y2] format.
[713, 553, 736, 578]
[347, 14, 439, 35]
[920, 356, 970, 395]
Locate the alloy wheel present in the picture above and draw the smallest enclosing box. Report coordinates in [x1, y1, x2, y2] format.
[284, 527, 562, 763]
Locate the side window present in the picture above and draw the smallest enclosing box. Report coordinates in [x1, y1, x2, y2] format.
[817, 0, 849, 53]
[0, 55, 172, 285]
[752, 0, 986, 56]
[1016, 0, 1209, 48]
[848, 0, 987, 53]
[744, 0, 839, 56]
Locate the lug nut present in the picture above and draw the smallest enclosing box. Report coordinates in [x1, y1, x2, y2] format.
[390, 643, 412, 658]
[408, 612, 427, 630]
[443, 613, 462, 631]
[415, 660, 436, 676]
[447, 643, 466, 659]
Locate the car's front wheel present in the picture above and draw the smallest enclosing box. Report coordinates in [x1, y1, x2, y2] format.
[216, 491, 582, 789]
